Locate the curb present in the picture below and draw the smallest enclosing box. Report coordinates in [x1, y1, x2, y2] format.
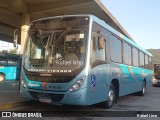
[0, 101, 26, 110]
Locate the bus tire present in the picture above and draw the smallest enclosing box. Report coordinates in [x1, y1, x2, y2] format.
[138, 81, 146, 96]
[0, 73, 5, 82]
[101, 83, 116, 109]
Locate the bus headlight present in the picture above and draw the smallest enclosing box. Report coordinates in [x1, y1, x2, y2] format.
[21, 76, 27, 88]
[69, 76, 86, 92]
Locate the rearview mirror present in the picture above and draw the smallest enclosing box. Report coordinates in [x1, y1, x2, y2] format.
[13, 35, 18, 48]
[13, 29, 18, 48]
[93, 35, 98, 50]
[98, 36, 105, 49]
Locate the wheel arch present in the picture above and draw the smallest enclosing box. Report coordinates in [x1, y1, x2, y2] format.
[0, 72, 5, 76]
[0, 72, 5, 81]
[144, 78, 146, 84]
[111, 79, 119, 98]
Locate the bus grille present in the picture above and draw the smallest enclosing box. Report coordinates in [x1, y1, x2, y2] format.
[29, 91, 64, 102]
[26, 75, 73, 83]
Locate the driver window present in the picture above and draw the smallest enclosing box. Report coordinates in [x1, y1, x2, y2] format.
[91, 33, 106, 63]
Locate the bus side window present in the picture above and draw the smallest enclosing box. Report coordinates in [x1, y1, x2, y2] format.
[91, 33, 106, 67]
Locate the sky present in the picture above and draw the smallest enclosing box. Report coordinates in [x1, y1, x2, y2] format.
[100, 0, 160, 49]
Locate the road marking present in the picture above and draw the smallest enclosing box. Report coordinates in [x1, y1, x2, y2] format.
[0, 101, 26, 110]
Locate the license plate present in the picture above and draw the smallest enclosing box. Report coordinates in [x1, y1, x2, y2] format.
[39, 98, 51, 103]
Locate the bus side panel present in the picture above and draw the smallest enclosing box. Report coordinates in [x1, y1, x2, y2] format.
[88, 64, 109, 105]
[108, 63, 132, 97]
[108, 63, 144, 97]
[120, 65, 152, 95]
[143, 69, 153, 87]
[88, 63, 139, 104]
[118, 64, 134, 96]
[0, 66, 16, 80]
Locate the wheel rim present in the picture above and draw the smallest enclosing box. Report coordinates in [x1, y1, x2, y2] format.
[0, 75, 4, 81]
[108, 88, 114, 104]
[142, 83, 146, 94]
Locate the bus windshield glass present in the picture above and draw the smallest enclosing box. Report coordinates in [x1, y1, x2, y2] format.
[23, 16, 89, 74]
[154, 64, 160, 78]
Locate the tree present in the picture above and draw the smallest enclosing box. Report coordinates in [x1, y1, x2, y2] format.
[8, 48, 18, 54]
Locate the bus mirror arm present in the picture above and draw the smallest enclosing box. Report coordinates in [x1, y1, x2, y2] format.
[13, 29, 19, 48]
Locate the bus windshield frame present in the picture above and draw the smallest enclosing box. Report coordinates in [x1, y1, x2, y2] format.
[23, 16, 90, 75]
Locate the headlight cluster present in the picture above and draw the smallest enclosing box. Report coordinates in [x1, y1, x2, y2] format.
[69, 76, 86, 92]
[21, 75, 27, 88]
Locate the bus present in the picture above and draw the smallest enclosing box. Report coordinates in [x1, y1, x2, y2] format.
[153, 64, 160, 85]
[20, 14, 153, 108]
[0, 53, 21, 81]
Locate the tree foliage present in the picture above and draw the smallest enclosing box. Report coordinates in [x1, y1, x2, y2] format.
[8, 48, 18, 54]
[147, 49, 160, 64]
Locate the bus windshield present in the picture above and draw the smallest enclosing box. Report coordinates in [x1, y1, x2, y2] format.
[154, 64, 160, 78]
[23, 16, 89, 74]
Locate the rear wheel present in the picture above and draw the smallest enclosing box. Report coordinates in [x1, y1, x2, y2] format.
[0, 73, 5, 82]
[138, 81, 146, 96]
[101, 83, 116, 109]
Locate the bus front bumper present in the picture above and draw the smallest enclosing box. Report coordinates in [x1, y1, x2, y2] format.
[20, 87, 89, 106]
[152, 78, 160, 85]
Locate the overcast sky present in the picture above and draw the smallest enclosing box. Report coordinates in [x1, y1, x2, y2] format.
[100, 0, 160, 49]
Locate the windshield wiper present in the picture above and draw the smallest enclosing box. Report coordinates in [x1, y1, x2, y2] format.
[46, 27, 71, 68]
[53, 27, 71, 44]
[37, 30, 46, 46]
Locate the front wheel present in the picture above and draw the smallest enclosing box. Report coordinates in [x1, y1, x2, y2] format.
[0, 73, 5, 82]
[100, 83, 116, 109]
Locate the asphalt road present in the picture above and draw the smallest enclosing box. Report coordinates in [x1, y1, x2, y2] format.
[0, 81, 160, 119]
[0, 81, 23, 105]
